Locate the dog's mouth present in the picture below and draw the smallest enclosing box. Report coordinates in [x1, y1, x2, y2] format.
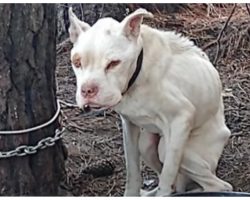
[83, 104, 109, 113]
[83, 101, 121, 113]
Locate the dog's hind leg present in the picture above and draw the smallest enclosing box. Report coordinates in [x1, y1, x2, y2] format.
[182, 133, 232, 192]
[175, 172, 191, 193]
[180, 142, 232, 192]
[180, 104, 232, 192]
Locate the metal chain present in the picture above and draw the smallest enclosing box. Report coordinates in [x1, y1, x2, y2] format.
[0, 99, 76, 159]
[0, 127, 66, 159]
[0, 99, 79, 159]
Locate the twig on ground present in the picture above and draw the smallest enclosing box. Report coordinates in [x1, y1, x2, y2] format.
[106, 181, 116, 196]
[246, 4, 250, 16]
[213, 4, 237, 65]
[59, 99, 78, 108]
[206, 3, 220, 17]
[202, 35, 230, 50]
[99, 4, 105, 18]
[152, 4, 162, 15]
[68, 121, 94, 132]
[230, 132, 244, 137]
[56, 38, 71, 54]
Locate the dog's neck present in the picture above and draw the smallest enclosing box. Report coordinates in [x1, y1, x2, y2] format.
[114, 25, 164, 114]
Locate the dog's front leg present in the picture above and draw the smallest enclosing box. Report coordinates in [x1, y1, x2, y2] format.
[157, 111, 194, 196]
[120, 115, 141, 196]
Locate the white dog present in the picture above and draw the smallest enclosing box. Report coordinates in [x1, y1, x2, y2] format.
[68, 7, 233, 196]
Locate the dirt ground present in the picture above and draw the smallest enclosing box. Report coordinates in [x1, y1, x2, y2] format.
[56, 4, 250, 196]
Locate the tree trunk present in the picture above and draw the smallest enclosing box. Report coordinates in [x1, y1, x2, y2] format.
[0, 4, 66, 195]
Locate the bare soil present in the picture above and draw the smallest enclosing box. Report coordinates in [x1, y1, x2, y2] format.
[56, 4, 250, 196]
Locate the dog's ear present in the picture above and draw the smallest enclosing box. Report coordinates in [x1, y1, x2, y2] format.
[68, 7, 90, 43]
[121, 8, 153, 39]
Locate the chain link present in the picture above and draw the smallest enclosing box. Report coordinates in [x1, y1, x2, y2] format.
[0, 128, 66, 159]
[0, 100, 71, 159]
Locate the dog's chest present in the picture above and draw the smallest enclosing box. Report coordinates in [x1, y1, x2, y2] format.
[129, 114, 160, 133]
[115, 98, 161, 133]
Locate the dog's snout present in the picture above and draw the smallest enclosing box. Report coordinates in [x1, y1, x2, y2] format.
[81, 84, 99, 98]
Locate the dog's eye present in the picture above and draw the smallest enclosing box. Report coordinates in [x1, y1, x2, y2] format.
[73, 58, 81, 68]
[106, 60, 121, 71]
[72, 53, 82, 68]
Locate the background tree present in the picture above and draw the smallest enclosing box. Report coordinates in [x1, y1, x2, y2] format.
[57, 3, 185, 42]
[0, 4, 66, 195]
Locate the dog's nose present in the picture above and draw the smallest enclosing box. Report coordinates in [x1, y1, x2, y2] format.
[81, 84, 99, 98]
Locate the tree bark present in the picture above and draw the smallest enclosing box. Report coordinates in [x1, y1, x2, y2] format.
[0, 4, 66, 195]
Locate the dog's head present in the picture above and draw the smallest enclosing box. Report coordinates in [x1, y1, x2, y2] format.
[68, 8, 153, 111]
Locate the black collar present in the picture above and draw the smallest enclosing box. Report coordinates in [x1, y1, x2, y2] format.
[122, 49, 143, 95]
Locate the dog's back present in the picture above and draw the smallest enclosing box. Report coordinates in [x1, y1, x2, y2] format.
[141, 25, 209, 61]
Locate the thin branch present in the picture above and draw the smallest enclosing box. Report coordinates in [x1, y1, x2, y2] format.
[99, 4, 105, 18]
[152, 4, 162, 15]
[80, 4, 84, 20]
[246, 3, 250, 16]
[106, 181, 116, 196]
[58, 99, 78, 108]
[230, 131, 244, 137]
[213, 4, 237, 65]
[56, 38, 71, 54]
[202, 35, 229, 51]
